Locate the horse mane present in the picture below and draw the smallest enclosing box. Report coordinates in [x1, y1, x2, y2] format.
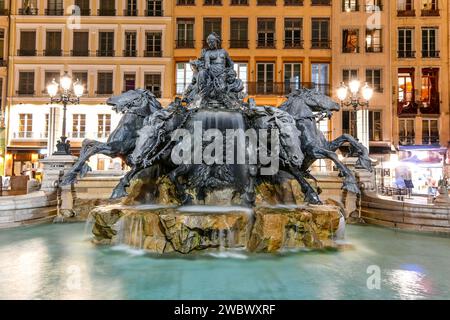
[280, 88, 315, 119]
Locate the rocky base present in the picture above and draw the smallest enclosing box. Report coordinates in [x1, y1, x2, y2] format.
[90, 204, 343, 254]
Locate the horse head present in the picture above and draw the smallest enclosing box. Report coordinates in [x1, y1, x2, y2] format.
[281, 88, 340, 120]
[106, 89, 162, 116]
[274, 112, 304, 168]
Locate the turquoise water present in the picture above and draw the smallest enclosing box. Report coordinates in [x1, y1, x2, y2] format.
[0, 223, 449, 300]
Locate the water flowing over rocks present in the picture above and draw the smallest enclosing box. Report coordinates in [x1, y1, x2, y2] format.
[90, 204, 343, 254]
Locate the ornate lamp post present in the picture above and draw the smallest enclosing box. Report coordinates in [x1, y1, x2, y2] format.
[47, 71, 84, 155]
[337, 80, 374, 153]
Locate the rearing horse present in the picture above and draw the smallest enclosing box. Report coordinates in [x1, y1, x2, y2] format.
[61, 89, 162, 186]
[280, 88, 372, 198]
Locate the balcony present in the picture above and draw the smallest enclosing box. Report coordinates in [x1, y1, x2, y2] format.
[257, 39, 276, 49]
[16, 90, 35, 96]
[177, 0, 196, 4]
[176, 40, 196, 48]
[421, 8, 439, 16]
[365, 5, 383, 12]
[0, 9, 9, 15]
[45, 9, 64, 16]
[97, 50, 115, 57]
[124, 9, 138, 16]
[230, 0, 248, 5]
[284, 40, 304, 49]
[311, 40, 331, 49]
[44, 49, 62, 57]
[342, 4, 359, 12]
[17, 49, 37, 56]
[123, 49, 137, 57]
[204, 0, 222, 5]
[257, 0, 276, 5]
[366, 45, 383, 53]
[284, 0, 303, 5]
[98, 9, 116, 16]
[71, 49, 90, 57]
[422, 50, 440, 58]
[145, 9, 163, 16]
[311, 0, 331, 5]
[397, 9, 415, 17]
[73, 8, 91, 15]
[95, 90, 113, 96]
[246, 82, 330, 96]
[144, 51, 163, 57]
[343, 47, 360, 53]
[397, 100, 417, 116]
[399, 136, 415, 146]
[398, 50, 416, 58]
[422, 136, 440, 146]
[229, 40, 249, 48]
[12, 132, 48, 139]
[68, 132, 87, 139]
[18, 8, 38, 15]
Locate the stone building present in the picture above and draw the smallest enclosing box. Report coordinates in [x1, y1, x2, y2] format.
[3, 0, 174, 176]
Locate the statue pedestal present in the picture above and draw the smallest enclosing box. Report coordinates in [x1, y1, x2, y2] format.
[40, 155, 78, 221]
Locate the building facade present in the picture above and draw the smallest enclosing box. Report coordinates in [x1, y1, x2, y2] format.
[0, 1, 9, 175]
[173, 0, 333, 107]
[4, 0, 174, 176]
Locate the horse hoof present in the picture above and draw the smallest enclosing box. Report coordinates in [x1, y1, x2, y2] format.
[110, 188, 128, 199]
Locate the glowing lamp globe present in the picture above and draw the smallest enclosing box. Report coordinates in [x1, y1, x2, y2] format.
[349, 80, 361, 95]
[60, 72, 72, 91]
[362, 83, 374, 101]
[47, 81, 59, 97]
[337, 83, 348, 101]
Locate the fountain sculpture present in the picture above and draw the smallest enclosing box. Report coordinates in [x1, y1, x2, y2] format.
[62, 33, 372, 254]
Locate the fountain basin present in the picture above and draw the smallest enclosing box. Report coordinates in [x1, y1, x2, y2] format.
[90, 204, 343, 254]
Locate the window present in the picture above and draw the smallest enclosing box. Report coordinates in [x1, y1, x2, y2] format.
[176, 62, 194, 94]
[18, 71, 35, 95]
[257, 18, 275, 48]
[46, 0, 63, 15]
[311, 18, 330, 49]
[342, 111, 357, 137]
[421, 0, 438, 15]
[256, 62, 274, 94]
[420, 68, 439, 114]
[366, 69, 382, 92]
[365, 0, 382, 12]
[98, 114, 111, 138]
[146, 0, 163, 16]
[369, 111, 382, 141]
[19, 31, 36, 56]
[311, 63, 329, 95]
[124, 73, 136, 92]
[342, 29, 359, 53]
[422, 119, 439, 145]
[0, 29, 4, 61]
[422, 27, 439, 57]
[99, 0, 116, 16]
[74, 0, 90, 15]
[231, 0, 248, 4]
[366, 28, 382, 52]
[20, 0, 38, 15]
[203, 18, 221, 42]
[257, 0, 276, 5]
[284, 63, 302, 94]
[234, 63, 248, 92]
[72, 31, 89, 56]
[230, 18, 248, 48]
[98, 31, 114, 56]
[97, 72, 113, 95]
[45, 71, 60, 91]
[397, 0, 415, 16]
[399, 119, 415, 145]
[72, 114, 86, 138]
[343, 69, 358, 84]
[177, 18, 195, 48]
[397, 68, 416, 115]
[125, 0, 137, 16]
[145, 32, 162, 57]
[18, 114, 33, 138]
[284, 18, 303, 48]
[342, 0, 358, 12]
[124, 32, 137, 57]
[72, 71, 88, 93]
[45, 31, 62, 56]
[177, 0, 195, 4]
[144, 73, 161, 98]
[398, 28, 414, 58]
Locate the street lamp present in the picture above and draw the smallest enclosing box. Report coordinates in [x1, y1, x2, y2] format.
[47, 71, 84, 155]
[337, 80, 374, 154]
